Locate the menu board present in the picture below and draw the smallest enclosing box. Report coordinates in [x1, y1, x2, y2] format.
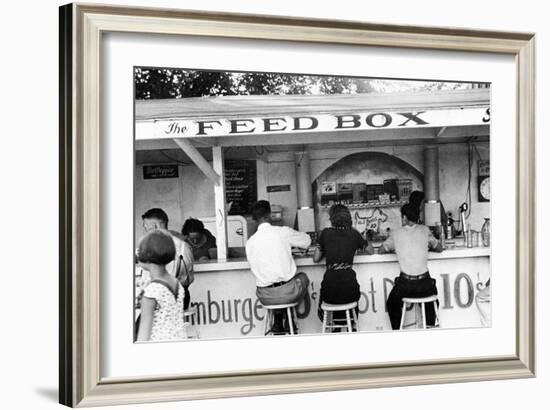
[224, 160, 257, 215]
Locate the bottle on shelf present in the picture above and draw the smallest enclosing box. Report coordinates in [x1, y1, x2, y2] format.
[481, 218, 491, 247]
[446, 212, 455, 239]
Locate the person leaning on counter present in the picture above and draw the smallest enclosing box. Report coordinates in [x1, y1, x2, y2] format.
[245, 200, 311, 334]
[379, 203, 443, 330]
[181, 217, 217, 261]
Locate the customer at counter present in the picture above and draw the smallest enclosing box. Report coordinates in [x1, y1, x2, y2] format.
[379, 203, 443, 330]
[409, 190, 448, 235]
[245, 200, 311, 334]
[182, 218, 217, 261]
[314, 204, 374, 327]
[141, 208, 194, 309]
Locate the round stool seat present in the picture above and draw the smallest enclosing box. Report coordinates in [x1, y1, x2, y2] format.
[321, 301, 358, 311]
[263, 302, 299, 310]
[321, 301, 359, 333]
[402, 295, 439, 304]
[399, 294, 440, 330]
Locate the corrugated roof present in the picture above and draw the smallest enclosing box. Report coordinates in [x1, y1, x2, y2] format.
[135, 88, 490, 121]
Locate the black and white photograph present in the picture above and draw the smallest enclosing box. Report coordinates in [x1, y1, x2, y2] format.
[133, 67, 491, 342]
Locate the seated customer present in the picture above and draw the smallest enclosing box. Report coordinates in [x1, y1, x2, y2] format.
[379, 203, 443, 330]
[182, 218, 217, 261]
[314, 204, 374, 327]
[245, 200, 311, 334]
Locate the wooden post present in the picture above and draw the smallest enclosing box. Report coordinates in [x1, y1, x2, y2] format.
[212, 146, 228, 261]
[173, 138, 221, 186]
[424, 145, 441, 227]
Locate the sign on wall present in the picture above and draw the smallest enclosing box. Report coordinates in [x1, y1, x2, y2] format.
[224, 160, 257, 215]
[140, 107, 491, 140]
[142, 164, 179, 179]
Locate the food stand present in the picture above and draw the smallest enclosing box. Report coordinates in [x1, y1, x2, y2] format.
[135, 88, 491, 337]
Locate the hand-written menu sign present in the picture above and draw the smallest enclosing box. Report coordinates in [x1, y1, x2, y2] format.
[224, 160, 257, 215]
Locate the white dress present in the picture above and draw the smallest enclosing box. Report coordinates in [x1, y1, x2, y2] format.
[143, 281, 187, 341]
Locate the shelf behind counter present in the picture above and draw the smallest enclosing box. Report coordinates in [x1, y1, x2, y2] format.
[193, 246, 491, 273]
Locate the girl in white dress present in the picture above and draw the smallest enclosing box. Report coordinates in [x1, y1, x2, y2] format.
[136, 230, 187, 342]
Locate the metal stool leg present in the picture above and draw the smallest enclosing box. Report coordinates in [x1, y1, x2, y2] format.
[421, 302, 427, 329]
[351, 308, 359, 332]
[399, 302, 407, 330]
[322, 310, 328, 333]
[345, 309, 352, 333]
[287, 307, 294, 335]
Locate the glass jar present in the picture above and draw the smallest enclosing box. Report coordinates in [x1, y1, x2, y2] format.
[481, 218, 491, 247]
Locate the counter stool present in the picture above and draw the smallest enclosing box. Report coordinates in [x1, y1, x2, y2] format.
[263, 302, 299, 336]
[321, 301, 359, 333]
[399, 295, 440, 330]
[183, 305, 200, 339]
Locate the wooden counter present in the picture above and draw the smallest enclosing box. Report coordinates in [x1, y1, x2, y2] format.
[181, 246, 491, 338]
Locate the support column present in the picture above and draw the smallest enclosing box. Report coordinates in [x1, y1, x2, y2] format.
[423, 145, 441, 227]
[295, 152, 313, 208]
[212, 146, 228, 260]
[295, 151, 315, 232]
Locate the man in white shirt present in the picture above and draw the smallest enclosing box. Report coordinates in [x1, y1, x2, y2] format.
[246, 201, 311, 333]
[139, 208, 194, 308]
[379, 203, 443, 330]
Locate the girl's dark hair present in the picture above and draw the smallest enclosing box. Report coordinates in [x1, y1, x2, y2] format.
[329, 204, 352, 228]
[251, 200, 271, 222]
[137, 230, 175, 265]
[401, 203, 420, 223]
[409, 191, 425, 208]
[182, 218, 205, 235]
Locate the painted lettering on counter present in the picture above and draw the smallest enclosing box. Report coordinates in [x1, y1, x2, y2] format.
[440, 273, 477, 309]
[454, 273, 475, 308]
[185, 272, 486, 335]
[190, 291, 265, 335]
[357, 283, 378, 314]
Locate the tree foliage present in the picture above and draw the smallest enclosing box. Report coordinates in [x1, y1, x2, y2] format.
[135, 67, 475, 100]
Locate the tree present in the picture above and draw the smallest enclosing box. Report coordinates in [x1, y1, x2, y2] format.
[135, 67, 474, 100]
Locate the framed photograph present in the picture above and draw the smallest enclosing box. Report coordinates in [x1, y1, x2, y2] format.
[59, 3, 535, 407]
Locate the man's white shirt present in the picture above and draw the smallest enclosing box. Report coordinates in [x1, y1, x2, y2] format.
[245, 222, 311, 287]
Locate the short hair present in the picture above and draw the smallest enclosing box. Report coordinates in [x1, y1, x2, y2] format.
[182, 218, 205, 235]
[409, 191, 425, 208]
[329, 204, 352, 228]
[141, 208, 168, 227]
[137, 230, 175, 265]
[251, 200, 271, 222]
[401, 203, 420, 223]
